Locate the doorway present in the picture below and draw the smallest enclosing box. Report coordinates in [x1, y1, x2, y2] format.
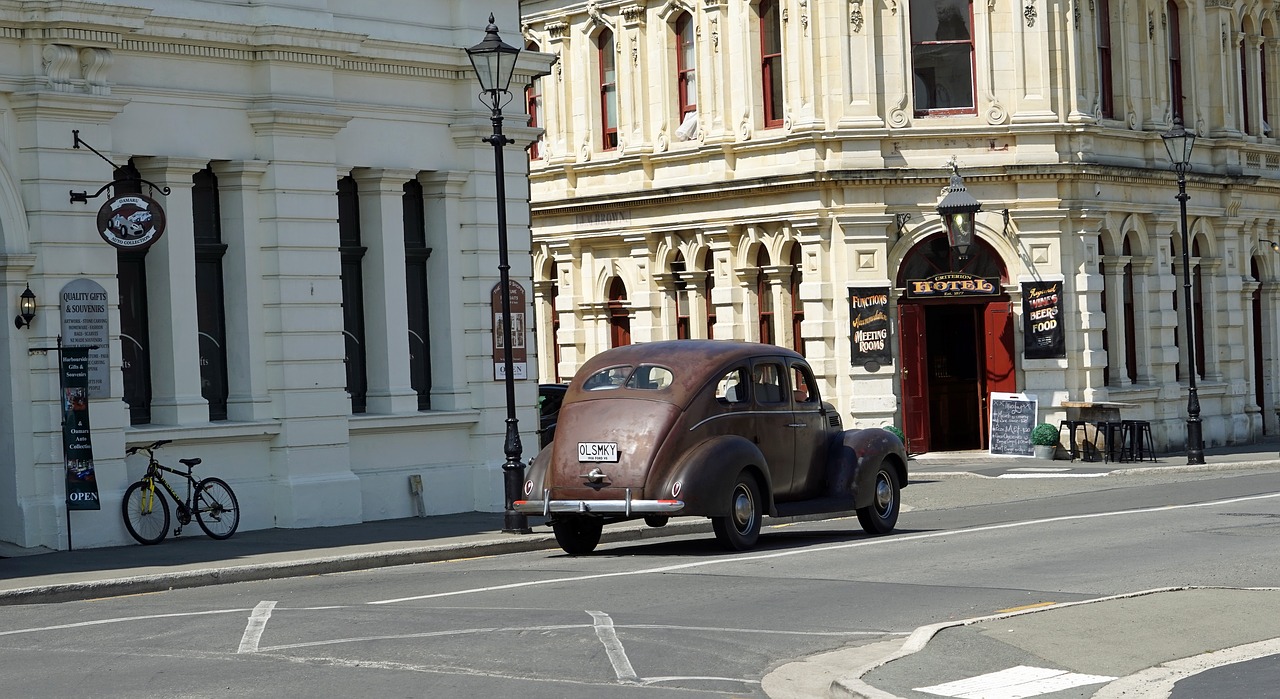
[925, 305, 982, 450]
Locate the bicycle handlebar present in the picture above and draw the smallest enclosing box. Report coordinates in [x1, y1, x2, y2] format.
[125, 439, 172, 456]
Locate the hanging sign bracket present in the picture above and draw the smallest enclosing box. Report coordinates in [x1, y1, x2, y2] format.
[68, 130, 170, 204]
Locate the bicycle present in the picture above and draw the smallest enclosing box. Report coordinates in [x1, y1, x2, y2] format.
[121, 439, 240, 545]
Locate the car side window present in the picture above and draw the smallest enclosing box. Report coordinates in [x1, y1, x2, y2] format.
[583, 365, 632, 391]
[790, 365, 818, 406]
[715, 367, 749, 405]
[752, 362, 786, 405]
[625, 365, 674, 390]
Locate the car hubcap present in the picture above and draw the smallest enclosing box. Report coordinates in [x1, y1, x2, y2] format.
[732, 486, 755, 533]
[874, 473, 894, 517]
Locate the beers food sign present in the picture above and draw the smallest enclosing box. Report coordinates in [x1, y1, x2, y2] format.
[96, 193, 167, 251]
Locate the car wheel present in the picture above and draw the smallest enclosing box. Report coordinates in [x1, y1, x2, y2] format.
[552, 516, 604, 555]
[712, 473, 762, 551]
[856, 464, 900, 536]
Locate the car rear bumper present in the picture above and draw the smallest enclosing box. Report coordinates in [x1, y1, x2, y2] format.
[514, 490, 684, 517]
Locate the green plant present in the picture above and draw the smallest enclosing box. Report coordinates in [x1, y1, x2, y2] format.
[1030, 422, 1060, 446]
[882, 425, 905, 443]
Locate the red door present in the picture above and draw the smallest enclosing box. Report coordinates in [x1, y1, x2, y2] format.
[983, 301, 1017, 446]
[899, 303, 929, 453]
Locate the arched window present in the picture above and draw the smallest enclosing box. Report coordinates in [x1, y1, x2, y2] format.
[703, 249, 716, 339]
[1122, 236, 1138, 382]
[598, 30, 619, 150]
[756, 248, 774, 345]
[608, 276, 630, 347]
[789, 246, 804, 355]
[672, 252, 690, 339]
[759, 0, 783, 127]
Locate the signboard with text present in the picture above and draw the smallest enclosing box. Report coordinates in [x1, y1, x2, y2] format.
[62, 347, 101, 510]
[60, 278, 110, 398]
[491, 280, 528, 381]
[988, 392, 1038, 457]
[849, 286, 892, 369]
[1022, 280, 1066, 359]
[904, 272, 1000, 299]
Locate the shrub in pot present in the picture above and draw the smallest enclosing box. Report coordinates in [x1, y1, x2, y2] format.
[882, 425, 906, 444]
[1030, 422, 1059, 459]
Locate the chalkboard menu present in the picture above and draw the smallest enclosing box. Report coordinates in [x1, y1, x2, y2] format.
[988, 392, 1038, 456]
[1022, 280, 1065, 359]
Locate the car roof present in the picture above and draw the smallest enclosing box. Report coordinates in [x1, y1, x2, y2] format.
[568, 340, 805, 404]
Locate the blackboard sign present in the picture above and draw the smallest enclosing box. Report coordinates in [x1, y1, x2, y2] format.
[1023, 280, 1065, 359]
[988, 392, 1038, 457]
[849, 286, 892, 368]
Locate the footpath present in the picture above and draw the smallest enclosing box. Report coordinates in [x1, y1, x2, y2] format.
[2, 441, 1278, 699]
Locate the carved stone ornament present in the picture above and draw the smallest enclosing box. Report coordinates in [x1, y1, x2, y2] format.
[1025, 0, 1037, 26]
[850, 0, 864, 32]
[1148, 11, 1155, 39]
[1074, 0, 1080, 26]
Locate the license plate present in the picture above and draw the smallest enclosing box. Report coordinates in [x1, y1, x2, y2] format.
[578, 442, 619, 462]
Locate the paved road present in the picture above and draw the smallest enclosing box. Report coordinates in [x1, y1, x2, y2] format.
[2, 442, 1280, 691]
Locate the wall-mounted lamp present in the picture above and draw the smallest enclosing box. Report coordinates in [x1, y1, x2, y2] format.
[894, 212, 913, 235]
[14, 285, 36, 329]
[1262, 239, 1280, 252]
[936, 160, 982, 267]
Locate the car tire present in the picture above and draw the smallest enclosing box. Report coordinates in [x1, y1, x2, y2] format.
[552, 516, 604, 555]
[856, 463, 900, 536]
[643, 515, 669, 528]
[712, 473, 762, 551]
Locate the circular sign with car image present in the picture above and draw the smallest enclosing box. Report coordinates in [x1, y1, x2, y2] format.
[96, 193, 167, 251]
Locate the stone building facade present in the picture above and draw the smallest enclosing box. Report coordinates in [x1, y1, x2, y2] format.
[0, 1, 549, 550]
[521, 0, 1280, 454]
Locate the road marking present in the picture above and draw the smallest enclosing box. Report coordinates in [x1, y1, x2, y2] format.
[368, 491, 1280, 605]
[237, 601, 277, 654]
[915, 665, 1116, 698]
[1008, 467, 1071, 472]
[997, 473, 1107, 478]
[0, 608, 252, 637]
[994, 601, 1056, 613]
[588, 611, 638, 682]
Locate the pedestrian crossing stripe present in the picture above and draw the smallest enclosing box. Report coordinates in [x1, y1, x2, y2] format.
[915, 665, 1116, 699]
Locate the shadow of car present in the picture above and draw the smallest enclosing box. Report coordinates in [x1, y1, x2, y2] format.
[538, 383, 568, 449]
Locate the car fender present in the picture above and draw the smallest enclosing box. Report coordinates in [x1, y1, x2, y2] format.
[649, 435, 775, 517]
[521, 443, 552, 501]
[824, 428, 909, 509]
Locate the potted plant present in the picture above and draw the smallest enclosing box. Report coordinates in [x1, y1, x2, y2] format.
[882, 425, 906, 445]
[1030, 422, 1060, 460]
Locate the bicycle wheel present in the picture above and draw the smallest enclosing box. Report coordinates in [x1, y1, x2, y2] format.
[194, 477, 239, 540]
[122, 480, 170, 545]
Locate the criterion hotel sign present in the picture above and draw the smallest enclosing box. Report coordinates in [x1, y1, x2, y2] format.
[904, 272, 1000, 299]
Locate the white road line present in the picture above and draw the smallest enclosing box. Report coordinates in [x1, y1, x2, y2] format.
[997, 473, 1107, 478]
[0, 608, 252, 637]
[236, 601, 277, 654]
[369, 491, 1280, 605]
[915, 665, 1116, 698]
[588, 611, 638, 683]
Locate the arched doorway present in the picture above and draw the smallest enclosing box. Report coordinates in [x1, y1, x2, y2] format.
[607, 276, 631, 347]
[896, 234, 1014, 453]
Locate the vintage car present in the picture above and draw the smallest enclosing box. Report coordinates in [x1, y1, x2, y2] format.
[515, 340, 909, 555]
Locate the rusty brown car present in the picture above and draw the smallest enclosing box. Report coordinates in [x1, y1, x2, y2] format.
[515, 340, 909, 555]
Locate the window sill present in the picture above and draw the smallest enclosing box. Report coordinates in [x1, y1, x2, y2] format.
[348, 409, 482, 435]
[125, 420, 282, 446]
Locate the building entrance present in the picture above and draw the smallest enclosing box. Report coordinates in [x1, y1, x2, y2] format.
[896, 234, 1014, 454]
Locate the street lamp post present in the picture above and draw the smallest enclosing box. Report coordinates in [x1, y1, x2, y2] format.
[467, 15, 531, 533]
[1161, 117, 1205, 465]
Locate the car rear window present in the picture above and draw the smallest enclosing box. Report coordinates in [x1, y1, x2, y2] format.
[581, 364, 674, 391]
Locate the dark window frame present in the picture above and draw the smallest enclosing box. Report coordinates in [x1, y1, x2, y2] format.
[599, 30, 619, 151]
[193, 167, 229, 421]
[910, 0, 978, 116]
[404, 179, 433, 411]
[338, 176, 368, 414]
[115, 162, 152, 425]
[760, 0, 783, 128]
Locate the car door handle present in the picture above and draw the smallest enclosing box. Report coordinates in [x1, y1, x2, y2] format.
[788, 423, 805, 428]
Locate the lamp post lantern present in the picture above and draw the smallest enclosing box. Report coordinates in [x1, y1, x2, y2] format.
[467, 14, 531, 533]
[936, 158, 982, 270]
[1161, 117, 1204, 465]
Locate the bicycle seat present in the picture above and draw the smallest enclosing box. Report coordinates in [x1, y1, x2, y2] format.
[179, 458, 202, 467]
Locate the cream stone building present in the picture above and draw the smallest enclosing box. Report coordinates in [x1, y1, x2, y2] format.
[0, 1, 551, 550]
[522, 0, 1280, 454]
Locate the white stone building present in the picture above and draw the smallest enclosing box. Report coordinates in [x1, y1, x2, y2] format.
[522, 0, 1280, 454]
[0, 1, 551, 550]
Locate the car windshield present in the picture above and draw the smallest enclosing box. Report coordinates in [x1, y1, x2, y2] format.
[581, 364, 674, 391]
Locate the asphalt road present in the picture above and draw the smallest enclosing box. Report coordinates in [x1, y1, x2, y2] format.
[1, 468, 1277, 699]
